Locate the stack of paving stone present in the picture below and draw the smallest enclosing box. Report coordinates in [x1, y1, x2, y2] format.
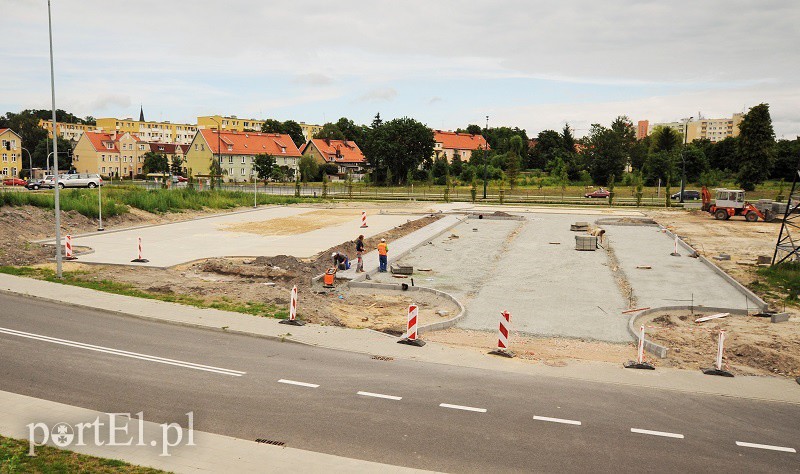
[575, 235, 598, 251]
[570, 221, 590, 232]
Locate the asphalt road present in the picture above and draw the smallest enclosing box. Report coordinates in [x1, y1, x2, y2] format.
[0, 293, 797, 472]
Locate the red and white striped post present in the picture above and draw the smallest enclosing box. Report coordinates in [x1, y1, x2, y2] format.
[702, 329, 733, 377]
[398, 304, 425, 346]
[131, 237, 149, 263]
[280, 285, 305, 326]
[64, 235, 77, 260]
[670, 235, 680, 256]
[360, 210, 368, 228]
[624, 324, 655, 369]
[489, 310, 515, 357]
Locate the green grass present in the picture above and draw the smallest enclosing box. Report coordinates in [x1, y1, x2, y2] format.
[0, 266, 288, 319]
[0, 186, 314, 218]
[755, 262, 800, 302]
[0, 434, 167, 474]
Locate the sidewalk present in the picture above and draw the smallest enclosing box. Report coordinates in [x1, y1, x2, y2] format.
[1, 273, 799, 404]
[0, 390, 426, 473]
[336, 214, 465, 280]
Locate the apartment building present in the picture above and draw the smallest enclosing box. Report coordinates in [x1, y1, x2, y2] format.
[432, 130, 489, 163]
[301, 138, 365, 176]
[39, 120, 98, 142]
[94, 118, 197, 144]
[197, 115, 265, 132]
[0, 128, 23, 178]
[185, 130, 302, 182]
[299, 122, 323, 141]
[72, 131, 152, 177]
[645, 113, 744, 143]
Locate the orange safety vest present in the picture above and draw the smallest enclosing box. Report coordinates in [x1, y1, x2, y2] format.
[377, 242, 388, 256]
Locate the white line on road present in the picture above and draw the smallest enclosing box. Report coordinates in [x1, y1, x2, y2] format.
[357, 391, 402, 400]
[630, 428, 684, 439]
[0, 326, 245, 376]
[533, 415, 582, 426]
[439, 403, 487, 413]
[736, 441, 796, 453]
[278, 379, 320, 388]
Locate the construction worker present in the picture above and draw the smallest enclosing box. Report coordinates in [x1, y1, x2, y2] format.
[377, 238, 389, 272]
[355, 235, 365, 273]
[332, 252, 349, 270]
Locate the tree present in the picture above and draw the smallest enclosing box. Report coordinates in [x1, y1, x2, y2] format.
[466, 124, 482, 135]
[431, 155, 449, 185]
[298, 155, 319, 182]
[504, 152, 521, 189]
[643, 150, 677, 186]
[260, 119, 284, 134]
[362, 117, 435, 185]
[681, 144, 709, 183]
[314, 123, 346, 141]
[707, 136, 739, 172]
[209, 156, 224, 189]
[253, 154, 276, 181]
[736, 103, 775, 191]
[142, 152, 168, 175]
[335, 117, 368, 144]
[450, 154, 464, 177]
[562, 125, 576, 154]
[650, 126, 681, 153]
[583, 117, 634, 185]
[771, 139, 800, 180]
[170, 156, 184, 176]
[282, 120, 305, 147]
[32, 136, 72, 171]
[530, 129, 561, 170]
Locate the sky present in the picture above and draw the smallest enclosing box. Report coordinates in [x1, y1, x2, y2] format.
[2, 0, 799, 139]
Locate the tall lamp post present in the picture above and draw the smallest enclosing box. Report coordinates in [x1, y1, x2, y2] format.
[679, 116, 693, 204]
[21, 148, 33, 179]
[482, 115, 489, 199]
[47, 0, 63, 279]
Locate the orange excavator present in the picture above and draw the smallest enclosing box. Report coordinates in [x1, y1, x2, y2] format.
[701, 186, 775, 222]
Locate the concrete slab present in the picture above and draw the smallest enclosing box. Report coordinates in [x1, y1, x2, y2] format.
[606, 225, 763, 311]
[62, 207, 414, 268]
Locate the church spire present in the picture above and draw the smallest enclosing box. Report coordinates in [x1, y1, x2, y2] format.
[139, 105, 145, 122]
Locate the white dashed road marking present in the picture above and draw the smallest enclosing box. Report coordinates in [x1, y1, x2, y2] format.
[357, 391, 402, 400]
[278, 379, 319, 388]
[736, 441, 796, 453]
[439, 403, 487, 413]
[630, 428, 684, 439]
[533, 415, 582, 426]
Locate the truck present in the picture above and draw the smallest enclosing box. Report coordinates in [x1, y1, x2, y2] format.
[702, 187, 777, 222]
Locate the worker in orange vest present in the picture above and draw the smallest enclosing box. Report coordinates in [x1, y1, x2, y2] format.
[377, 238, 389, 272]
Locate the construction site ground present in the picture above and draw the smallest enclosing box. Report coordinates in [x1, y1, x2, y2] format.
[1, 203, 798, 379]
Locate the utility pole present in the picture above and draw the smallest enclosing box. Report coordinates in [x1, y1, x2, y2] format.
[483, 115, 489, 200]
[48, 0, 62, 279]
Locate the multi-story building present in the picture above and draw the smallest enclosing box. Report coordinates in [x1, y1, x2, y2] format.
[299, 122, 323, 141]
[39, 120, 98, 142]
[645, 113, 744, 143]
[148, 143, 190, 175]
[301, 138, 365, 176]
[72, 131, 153, 177]
[432, 130, 489, 163]
[185, 130, 302, 182]
[94, 118, 197, 145]
[636, 120, 649, 140]
[0, 128, 23, 178]
[197, 115, 265, 132]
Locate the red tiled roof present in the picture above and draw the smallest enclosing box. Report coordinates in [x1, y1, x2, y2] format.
[307, 139, 365, 163]
[199, 130, 301, 156]
[84, 131, 120, 153]
[148, 142, 186, 154]
[434, 130, 489, 151]
[0, 128, 8, 134]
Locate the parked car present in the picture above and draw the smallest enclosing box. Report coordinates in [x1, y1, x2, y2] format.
[25, 179, 42, 190]
[670, 190, 701, 200]
[39, 175, 56, 188]
[584, 188, 610, 198]
[56, 173, 103, 189]
[2, 178, 26, 186]
[176, 176, 188, 183]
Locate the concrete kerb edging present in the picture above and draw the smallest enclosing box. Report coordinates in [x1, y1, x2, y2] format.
[348, 281, 466, 334]
[627, 305, 753, 359]
[660, 226, 768, 312]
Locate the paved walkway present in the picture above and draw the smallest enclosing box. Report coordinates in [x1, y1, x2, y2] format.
[0, 273, 797, 404]
[336, 214, 465, 280]
[60, 207, 413, 268]
[0, 390, 424, 473]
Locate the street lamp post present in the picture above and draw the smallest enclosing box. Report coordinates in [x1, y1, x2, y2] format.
[483, 115, 489, 200]
[679, 117, 693, 204]
[21, 148, 32, 179]
[47, 0, 63, 279]
[97, 181, 104, 231]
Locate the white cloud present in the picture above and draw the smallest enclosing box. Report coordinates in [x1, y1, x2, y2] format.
[356, 88, 398, 103]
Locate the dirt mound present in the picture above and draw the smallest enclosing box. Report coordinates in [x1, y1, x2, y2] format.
[200, 259, 299, 280]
